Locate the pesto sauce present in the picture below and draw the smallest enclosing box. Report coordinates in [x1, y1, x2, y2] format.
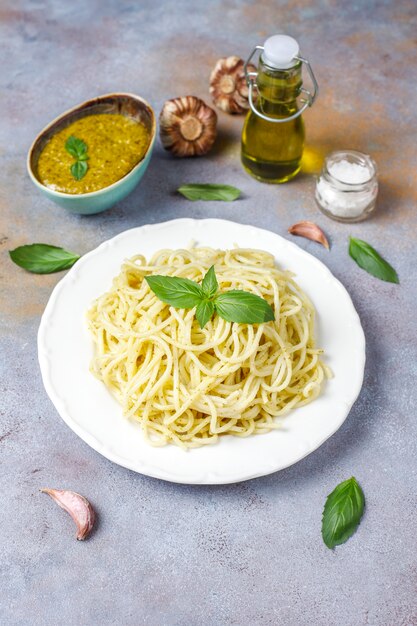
[37, 113, 150, 194]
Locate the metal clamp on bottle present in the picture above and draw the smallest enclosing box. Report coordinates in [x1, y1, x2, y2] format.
[244, 35, 319, 123]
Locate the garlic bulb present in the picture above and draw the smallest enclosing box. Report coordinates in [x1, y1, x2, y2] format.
[209, 56, 256, 114]
[159, 96, 217, 157]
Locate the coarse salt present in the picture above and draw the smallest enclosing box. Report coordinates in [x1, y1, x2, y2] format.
[328, 160, 371, 185]
[315, 151, 378, 222]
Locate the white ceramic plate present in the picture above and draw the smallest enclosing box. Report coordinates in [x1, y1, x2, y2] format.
[38, 219, 365, 484]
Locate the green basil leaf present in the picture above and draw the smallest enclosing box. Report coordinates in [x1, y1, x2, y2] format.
[214, 290, 275, 324]
[177, 184, 241, 202]
[65, 135, 88, 159]
[145, 275, 204, 309]
[70, 160, 88, 181]
[349, 237, 399, 283]
[9, 244, 80, 274]
[201, 265, 218, 298]
[195, 299, 215, 329]
[322, 477, 365, 549]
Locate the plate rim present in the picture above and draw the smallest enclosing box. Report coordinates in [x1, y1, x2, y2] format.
[37, 218, 366, 484]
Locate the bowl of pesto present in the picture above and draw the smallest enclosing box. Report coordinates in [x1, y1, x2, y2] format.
[27, 93, 156, 215]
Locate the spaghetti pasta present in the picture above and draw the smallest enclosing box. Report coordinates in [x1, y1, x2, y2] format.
[87, 247, 330, 448]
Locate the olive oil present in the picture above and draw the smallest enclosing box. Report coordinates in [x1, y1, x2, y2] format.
[242, 59, 305, 183]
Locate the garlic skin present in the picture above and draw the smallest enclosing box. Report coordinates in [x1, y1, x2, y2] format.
[159, 96, 217, 157]
[210, 56, 256, 114]
[41, 488, 96, 541]
[288, 221, 330, 250]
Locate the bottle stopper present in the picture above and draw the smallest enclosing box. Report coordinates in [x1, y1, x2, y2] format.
[262, 35, 300, 69]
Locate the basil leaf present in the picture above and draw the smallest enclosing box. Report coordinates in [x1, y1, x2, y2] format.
[71, 160, 88, 181]
[214, 290, 275, 324]
[65, 135, 87, 159]
[322, 477, 365, 549]
[145, 275, 204, 308]
[145, 269, 274, 327]
[195, 299, 215, 329]
[178, 184, 241, 201]
[9, 244, 80, 274]
[349, 237, 399, 283]
[201, 265, 218, 298]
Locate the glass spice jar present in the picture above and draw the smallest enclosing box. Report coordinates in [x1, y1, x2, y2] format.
[315, 150, 378, 223]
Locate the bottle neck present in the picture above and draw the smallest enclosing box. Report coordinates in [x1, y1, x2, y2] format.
[256, 58, 303, 113]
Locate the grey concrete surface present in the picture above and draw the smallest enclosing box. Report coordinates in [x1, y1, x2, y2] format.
[1, 1, 416, 624]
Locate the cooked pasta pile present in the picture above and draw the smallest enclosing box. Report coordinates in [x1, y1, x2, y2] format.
[87, 247, 330, 448]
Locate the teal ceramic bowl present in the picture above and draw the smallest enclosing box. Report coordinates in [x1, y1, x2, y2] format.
[27, 93, 156, 215]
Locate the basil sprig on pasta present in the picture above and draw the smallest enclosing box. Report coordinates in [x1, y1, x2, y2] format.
[145, 266, 274, 328]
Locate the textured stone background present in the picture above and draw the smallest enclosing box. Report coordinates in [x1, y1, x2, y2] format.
[1, 1, 416, 624]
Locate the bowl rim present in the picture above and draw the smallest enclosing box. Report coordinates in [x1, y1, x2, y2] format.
[27, 92, 156, 199]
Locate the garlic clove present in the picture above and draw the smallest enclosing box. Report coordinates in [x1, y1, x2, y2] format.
[41, 488, 96, 541]
[209, 56, 256, 114]
[159, 96, 217, 157]
[288, 221, 330, 249]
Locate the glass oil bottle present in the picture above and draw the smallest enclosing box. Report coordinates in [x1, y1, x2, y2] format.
[241, 35, 318, 183]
